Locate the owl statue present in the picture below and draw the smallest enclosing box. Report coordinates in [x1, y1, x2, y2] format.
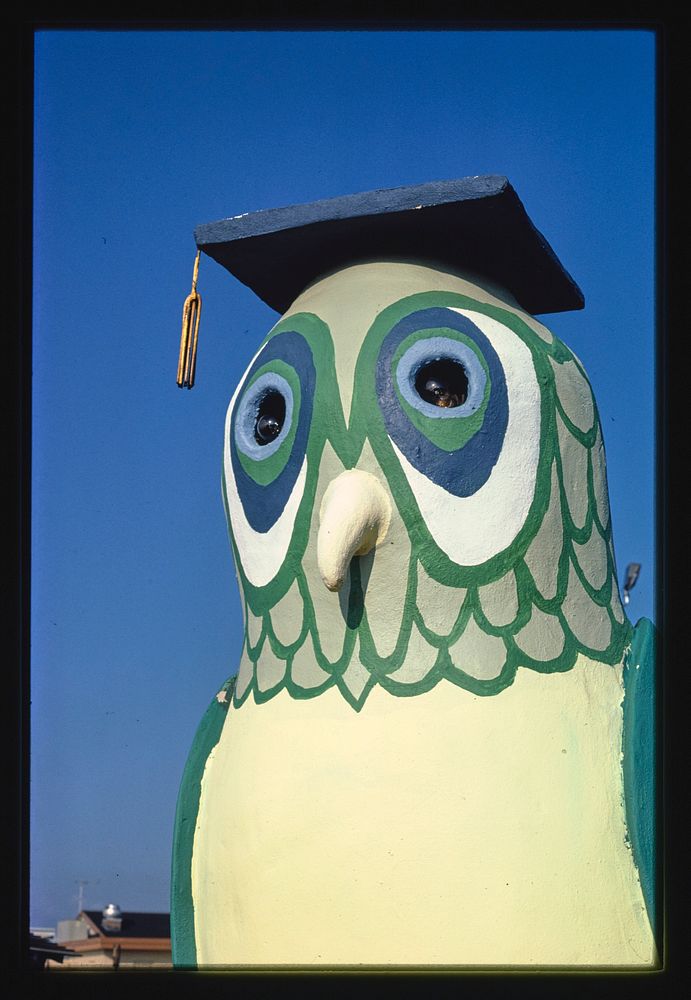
[171, 177, 657, 968]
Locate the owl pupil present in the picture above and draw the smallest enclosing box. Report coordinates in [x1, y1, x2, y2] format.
[415, 359, 468, 408]
[254, 391, 286, 445]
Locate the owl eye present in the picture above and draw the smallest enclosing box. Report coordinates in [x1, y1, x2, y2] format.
[254, 391, 287, 445]
[224, 329, 316, 588]
[414, 358, 468, 408]
[234, 372, 294, 462]
[392, 331, 489, 437]
[379, 317, 495, 496]
[375, 304, 541, 567]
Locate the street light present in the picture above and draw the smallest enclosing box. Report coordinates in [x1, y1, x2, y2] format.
[622, 563, 641, 605]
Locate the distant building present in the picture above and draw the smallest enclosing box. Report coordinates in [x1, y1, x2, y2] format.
[30, 927, 56, 940]
[29, 932, 82, 969]
[49, 904, 171, 969]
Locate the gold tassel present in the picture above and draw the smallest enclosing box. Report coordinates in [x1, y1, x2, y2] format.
[177, 250, 202, 388]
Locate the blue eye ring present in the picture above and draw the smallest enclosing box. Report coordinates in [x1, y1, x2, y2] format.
[375, 306, 508, 497]
[228, 329, 315, 534]
[396, 336, 487, 419]
[234, 372, 294, 461]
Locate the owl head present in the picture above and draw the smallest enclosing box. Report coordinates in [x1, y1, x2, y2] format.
[195, 178, 630, 710]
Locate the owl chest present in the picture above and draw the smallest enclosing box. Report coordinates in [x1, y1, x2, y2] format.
[191, 671, 653, 965]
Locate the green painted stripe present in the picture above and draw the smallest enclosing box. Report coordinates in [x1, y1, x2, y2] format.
[622, 618, 657, 944]
[170, 678, 234, 968]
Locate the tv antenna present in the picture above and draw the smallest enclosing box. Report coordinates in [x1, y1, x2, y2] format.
[74, 878, 100, 914]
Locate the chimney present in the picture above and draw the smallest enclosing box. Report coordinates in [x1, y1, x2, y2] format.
[101, 903, 122, 933]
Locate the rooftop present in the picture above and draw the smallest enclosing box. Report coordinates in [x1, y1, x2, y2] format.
[80, 909, 170, 939]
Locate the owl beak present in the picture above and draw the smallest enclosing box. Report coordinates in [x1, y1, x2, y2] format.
[317, 470, 393, 592]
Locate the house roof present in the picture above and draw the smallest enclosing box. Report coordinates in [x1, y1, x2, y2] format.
[29, 933, 82, 967]
[81, 910, 170, 939]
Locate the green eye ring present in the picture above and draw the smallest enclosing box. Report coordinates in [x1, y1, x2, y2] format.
[391, 327, 491, 452]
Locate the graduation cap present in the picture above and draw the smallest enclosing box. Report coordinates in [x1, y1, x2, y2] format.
[177, 175, 584, 387]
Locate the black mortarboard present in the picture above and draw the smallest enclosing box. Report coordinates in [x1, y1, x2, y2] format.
[178, 176, 583, 387]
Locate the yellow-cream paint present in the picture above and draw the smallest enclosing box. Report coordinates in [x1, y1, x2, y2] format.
[190, 656, 655, 966]
[282, 262, 529, 426]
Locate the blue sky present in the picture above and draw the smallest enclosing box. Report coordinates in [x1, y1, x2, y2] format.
[31, 29, 656, 929]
